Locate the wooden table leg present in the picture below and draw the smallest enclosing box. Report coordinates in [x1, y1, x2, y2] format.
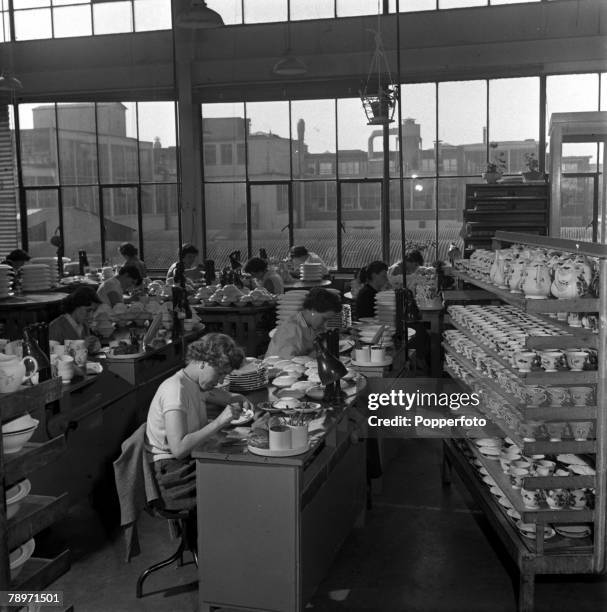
[518, 569, 536, 612]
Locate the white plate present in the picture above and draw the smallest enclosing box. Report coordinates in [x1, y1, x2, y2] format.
[248, 443, 311, 457]
[489, 486, 504, 498]
[554, 525, 591, 538]
[569, 465, 596, 475]
[498, 496, 514, 509]
[351, 357, 393, 367]
[557, 454, 589, 466]
[6, 479, 31, 507]
[272, 376, 298, 388]
[507, 508, 521, 520]
[516, 521, 555, 540]
[475, 438, 502, 447]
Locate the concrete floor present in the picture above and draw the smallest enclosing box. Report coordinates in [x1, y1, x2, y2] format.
[39, 439, 607, 612]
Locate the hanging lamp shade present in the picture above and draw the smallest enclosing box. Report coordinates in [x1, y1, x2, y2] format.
[273, 52, 307, 76]
[175, 0, 224, 29]
[0, 74, 22, 92]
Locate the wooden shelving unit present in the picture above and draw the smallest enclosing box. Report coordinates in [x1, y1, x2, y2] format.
[463, 184, 549, 256]
[0, 379, 71, 600]
[444, 232, 606, 612]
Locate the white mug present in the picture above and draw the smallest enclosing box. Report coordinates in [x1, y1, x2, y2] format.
[57, 355, 75, 383]
[355, 347, 371, 363]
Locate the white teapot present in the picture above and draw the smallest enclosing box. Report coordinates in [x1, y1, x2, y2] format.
[521, 259, 552, 299]
[0, 353, 39, 393]
[551, 260, 586, 299]
[506, 257, 528, 294]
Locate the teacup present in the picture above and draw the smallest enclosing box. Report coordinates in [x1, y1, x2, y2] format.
[509, 467, 528, 489]
[56, 355, 75, 384]
[514, 351, 537, 373]
[546, 387, 570, 407]
[546, 488, 567, 509]
[568, 488, 587, 510]
[370, 345, 386, 363]
[521, 487, 541, 509]
[534, 460, 556, 476]
[524, 386, 547, 407]
[567, 313, 582, 327]
[540, 350, 564, 372]
[564, 350, 588, 371]
[519, 421, 541, 442]
[569, 386, 594, 406]
[545, 422, 567, 441]
[569, 421, 593, 441]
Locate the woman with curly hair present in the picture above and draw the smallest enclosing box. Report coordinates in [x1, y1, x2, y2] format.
[145, 333, 252, 510]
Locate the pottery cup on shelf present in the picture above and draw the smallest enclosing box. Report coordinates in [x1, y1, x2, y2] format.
[515, 350, 538, 373]
[569, 421, 593, 441]
[509, 467, 528, 490]
[569, 386, 594, 406]
[519, 421, 541, 442]
[534, 459, 556, 476]
[564, 350, 588, 372]
[568, 488, 587, 510]
[545, 421, 568, 442]
[521, 487, 541, 509]
[524, 386, 547, 407]
[546, 387, 570, 407]
[539, 350, 564, 372]
[546, 488, 568, 509]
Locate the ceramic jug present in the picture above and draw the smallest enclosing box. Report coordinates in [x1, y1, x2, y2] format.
[0, 353, 39, 393]
[551, 260, 585, 299]
[571, 255, 593, 285]
[521, 259, 552, 299]
[507, 257, 528, 293]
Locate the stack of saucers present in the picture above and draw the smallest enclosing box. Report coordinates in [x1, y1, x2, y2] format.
[0, 264, 13, 298]
[374, 291, 397, 325]
[276, 290, 308, 324]
[351, 322, 395, 348]
[300, 262, 323, 282]
[20, 264, 52, 292]
[227, 360, 267, 393]
[30, 257, 61, 286]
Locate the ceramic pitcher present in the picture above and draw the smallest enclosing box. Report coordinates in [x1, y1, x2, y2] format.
[551, 260, 585, 299]
[0, 353, 39, 393]
[521, 259, 552, 299]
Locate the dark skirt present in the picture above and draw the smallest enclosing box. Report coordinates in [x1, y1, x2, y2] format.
[153, 457, 197, 512]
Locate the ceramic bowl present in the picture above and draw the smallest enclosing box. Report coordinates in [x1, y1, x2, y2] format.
[5, 479, 31, 520]
[9, 538, 35, 580]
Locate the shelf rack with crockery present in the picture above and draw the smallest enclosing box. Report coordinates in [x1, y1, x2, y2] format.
[0, 379, 71, 599]
[444, 232, 607, 612]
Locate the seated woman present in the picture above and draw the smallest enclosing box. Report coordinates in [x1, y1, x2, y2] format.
[387, 250, 424, 291]
[243, 257, 284, 294]
[167, 243, 203, 285]
[265, 287, 341, 359]
[354, 261, 388, 319]
[119, 242, 147, 280]
[97, 265, 143, 306]
[50, 286, 102, 353]
[145, 333, 252, 510]
[288, 245, 328, 278]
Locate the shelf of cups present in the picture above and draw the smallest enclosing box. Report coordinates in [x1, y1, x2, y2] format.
[442, 342, 524, 412]
[452, 271, 600, 313]
[493, 231, 607, 260]
[445, 440, 596, 560]
[467, 441, 595, 523]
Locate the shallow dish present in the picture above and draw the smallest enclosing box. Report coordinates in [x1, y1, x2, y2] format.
[247, 443, 310, 457]
[272, 398, 302, 410]
[276, 388, 306, 400]
[272, 375, 298, 388]
[10, 538, 35, 580]
[2, 414, 38, 434]
[2, 422, 38, 454]
[6, 479, 31, 520]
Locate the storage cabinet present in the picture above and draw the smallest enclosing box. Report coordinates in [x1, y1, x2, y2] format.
[444, 232, 606, 612]
[0, 379, 72, 609]
[463, 184, 549, 256]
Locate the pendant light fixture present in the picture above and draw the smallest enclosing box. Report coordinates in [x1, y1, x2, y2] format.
[175, 0, 224, 29]
[273, 18, 307, 76]
[359, 7, 397, 126]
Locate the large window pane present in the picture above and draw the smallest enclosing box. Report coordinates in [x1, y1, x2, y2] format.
[560, 176, 595, 242]
[141, 184, 179, 269]
[439, 0, 485, 7]
[390, 0, 437, 12]
[246, 101, 291, 180]
[338, 98, 380, 179]
[250, 184, 290, 260]
[14, 8, 52, 40]
[137, 101, 177, 182]
[293, 181, 337, 269]
[290, 0, 333, 20]
[438, 80, 486, 176]
[57, 103, 98, 185]
[204, 183, 247, 269]
[489, 77, 539, 174]
[202, 103, 246, 182]
[25, 189, 59, 258]
[62, 186, 103, 268]
[336, 0, 378, 17]
[98, 102, 139, 183]
[401, 83, 436, 177]
[93, 1, 133, 34]
[341, 182, 382, 269]
[243, 0, 287, 23]
[291, 99, 336, 179]
[19, 104, 59, 187]
[102, 186, 139, 263]
[53, 5, 92, 37]
[134, 0, 171, 31]
[206, 0, 242, 24]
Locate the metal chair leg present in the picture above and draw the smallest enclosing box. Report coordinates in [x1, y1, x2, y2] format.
[136, 536, 186, 598]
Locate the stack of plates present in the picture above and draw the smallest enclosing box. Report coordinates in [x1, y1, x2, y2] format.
[326, 302, 351, 329]
[300, 262, 323, 282]
[0, 264, 13, 298]
[276, 290, 308, 324]
[30, 257, 63, 286]
[374, 290, 397, 325]
[21, 264, 52, 292]
[227, 360, 267, 392]
[351, 322, 396, 348]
